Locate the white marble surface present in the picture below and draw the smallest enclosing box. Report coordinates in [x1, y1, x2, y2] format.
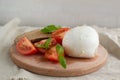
[0, 0, 120, 27]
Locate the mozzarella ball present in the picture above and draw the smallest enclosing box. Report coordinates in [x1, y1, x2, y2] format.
[62, 26, 99, 58]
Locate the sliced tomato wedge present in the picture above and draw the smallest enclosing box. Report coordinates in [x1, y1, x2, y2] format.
[34, 38, 57, 54]
[52, 28, 70, 44]
[45, 46, 59, 62]
[16, 37, 37, 55]
[34, 39, 47, 54]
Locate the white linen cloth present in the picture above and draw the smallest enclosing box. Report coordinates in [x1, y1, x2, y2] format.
[0, 18, 120, 80]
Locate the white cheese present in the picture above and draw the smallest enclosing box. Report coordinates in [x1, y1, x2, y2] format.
[62, 26, 99, 58]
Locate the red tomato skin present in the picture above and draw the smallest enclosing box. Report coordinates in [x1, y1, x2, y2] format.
[45, 46, 59, 62]
[52, 28, 70, 44]
[34, 38, 57, 54]
[34, 40, 47, 54]
[16, 37, 38, 55]
[53, 36, 62, 45]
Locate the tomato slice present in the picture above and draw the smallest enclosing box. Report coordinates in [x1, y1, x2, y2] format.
[34, 39, 47, 54]
[52, 28, 70, 44]
[45, 46, 59, 62]
[16, 37, 37, 55]
[34, 38, 57, 54]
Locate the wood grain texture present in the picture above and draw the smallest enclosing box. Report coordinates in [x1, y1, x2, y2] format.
[10, 29, 108, 77]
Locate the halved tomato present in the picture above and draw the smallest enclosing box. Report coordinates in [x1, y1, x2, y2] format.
[45, 46, 59, 62]
[52, 28, 70, 44]
[34, 38, 57, 54]
[16, 37, 37, 55]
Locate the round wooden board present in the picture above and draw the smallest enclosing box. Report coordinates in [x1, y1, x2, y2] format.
[10, 29, 108, 77]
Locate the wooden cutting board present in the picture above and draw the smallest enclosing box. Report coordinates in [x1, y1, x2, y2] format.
[10, 29, 108, 77]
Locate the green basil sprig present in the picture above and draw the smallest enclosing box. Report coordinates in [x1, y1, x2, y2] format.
[56, 44, 67, 69]
[35, 37, 51, 49]
[41, 25, 61, 33]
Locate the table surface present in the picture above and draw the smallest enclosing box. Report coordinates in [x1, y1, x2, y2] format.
[0, 25, 120, 80]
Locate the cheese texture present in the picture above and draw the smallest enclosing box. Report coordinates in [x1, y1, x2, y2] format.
[62, 26, 99, 58]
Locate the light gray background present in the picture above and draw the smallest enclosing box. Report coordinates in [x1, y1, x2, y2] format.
[0, 0, 120, 27]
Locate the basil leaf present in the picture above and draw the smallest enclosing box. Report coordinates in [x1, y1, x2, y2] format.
[35, 44, 45, 48]
[35, 37, 51, 49]
[44, 37, 52, 49]
[56, 44, 67, 69]
[58, 55, 67, 68]
[41, 25, 61, 33]
[56, 44, 64, 55]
